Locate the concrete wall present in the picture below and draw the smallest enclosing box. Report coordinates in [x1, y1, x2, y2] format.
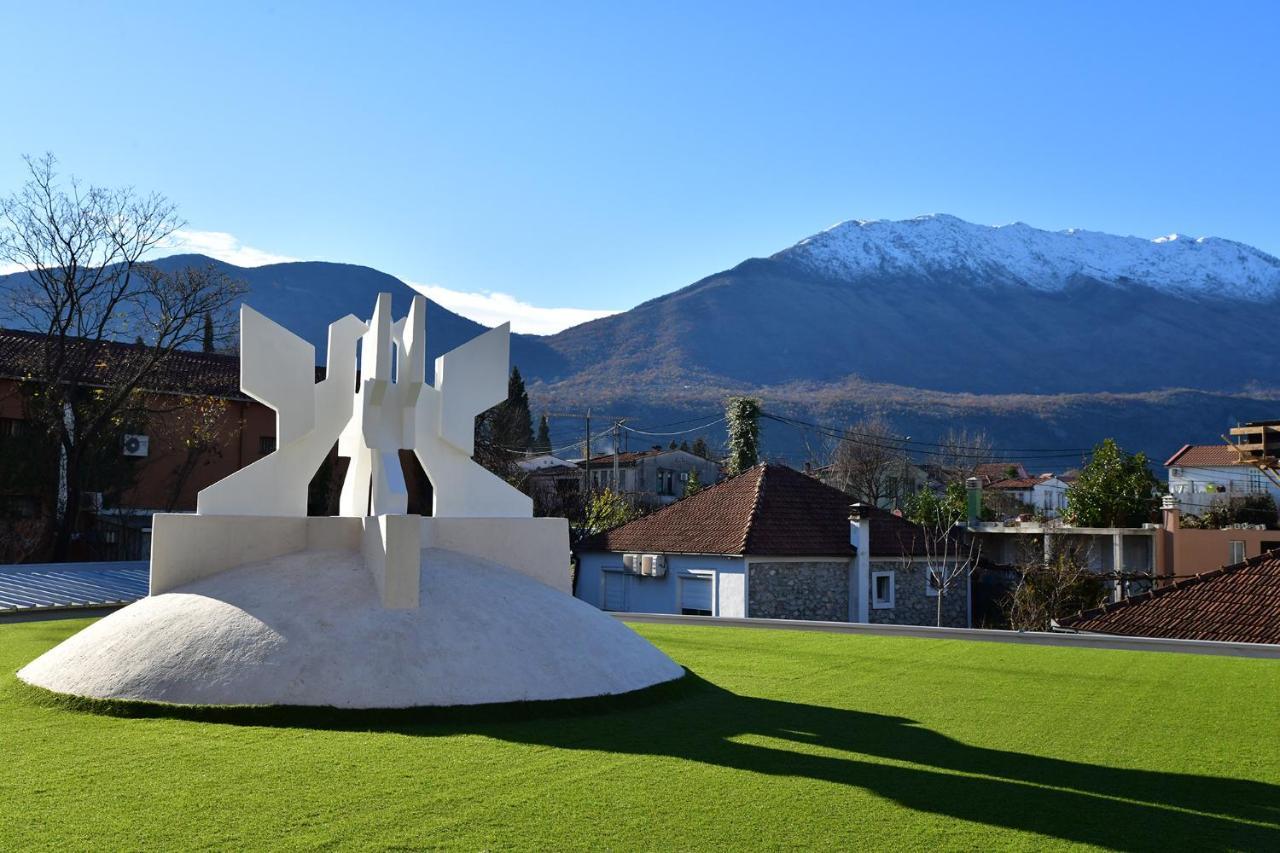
[422, 517, 570, 593]
[866, 559, 970, 628]
[575, 552, 744, 616]
[149, 514, 362, 593]
[973, 528, 1156, 574]
[152, 514, 569, 598]
[747, 559, 850, 622]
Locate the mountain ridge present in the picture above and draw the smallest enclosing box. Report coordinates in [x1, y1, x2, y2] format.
[770, 213, 1280, 300]
[3, 213, 1277, 462]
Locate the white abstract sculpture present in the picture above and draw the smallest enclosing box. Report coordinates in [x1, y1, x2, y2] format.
[187, 292, 533, 609]
[198, 293, 532, 520]
[18, 291, 685, 710]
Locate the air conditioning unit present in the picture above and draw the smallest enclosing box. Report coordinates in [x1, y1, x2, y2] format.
[623, 553, 642, 571]
[122, 434, 150, 457]
[79, 492, 103, 512]
[640, 554, 667, 577]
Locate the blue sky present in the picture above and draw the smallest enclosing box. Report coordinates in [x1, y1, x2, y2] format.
[2, 2, 1277, 333]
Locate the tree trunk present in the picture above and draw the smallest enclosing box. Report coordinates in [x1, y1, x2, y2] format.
[51, 450, 80, 562]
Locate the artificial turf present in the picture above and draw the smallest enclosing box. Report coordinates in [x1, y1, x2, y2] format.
[1, 617, 1277, 851]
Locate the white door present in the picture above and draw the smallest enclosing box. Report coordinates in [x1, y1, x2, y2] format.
[680, 575, 713, 615]
[602, 573, 627, 611]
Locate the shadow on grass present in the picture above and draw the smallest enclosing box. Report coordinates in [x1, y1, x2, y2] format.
[21, 672, 1279, 851]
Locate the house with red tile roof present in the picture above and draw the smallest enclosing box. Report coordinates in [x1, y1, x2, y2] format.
[575, 463, 974, 627]
[974, 462, 1030, 485]
[570, 446, 721, 508]
[1164, 442, 1279, 516]
[985, 473, 1070, 518]
[1056, 549, 1280, 645]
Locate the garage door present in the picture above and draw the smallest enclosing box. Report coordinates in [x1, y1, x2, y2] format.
[602, 572, 627, 611]
[680, 575, 713, 616]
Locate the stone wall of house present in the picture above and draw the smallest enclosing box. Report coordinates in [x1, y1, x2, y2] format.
[748, 560, 849, 622]
[866, 560, 969, 628]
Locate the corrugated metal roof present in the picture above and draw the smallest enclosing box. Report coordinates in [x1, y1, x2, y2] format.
[0, 562, 148, 612]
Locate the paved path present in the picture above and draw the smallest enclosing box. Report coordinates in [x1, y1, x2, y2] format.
[0, 562, 148, 613]
[617, 612, 1280, 659]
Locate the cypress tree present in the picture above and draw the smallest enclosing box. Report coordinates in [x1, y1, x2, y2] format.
[534, 414, 552, 454]
[493, 366, 534, 452]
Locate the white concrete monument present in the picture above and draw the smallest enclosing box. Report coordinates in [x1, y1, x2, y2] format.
[19, 295, 683, 709]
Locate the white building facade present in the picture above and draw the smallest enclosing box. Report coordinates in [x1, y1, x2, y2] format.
[1165, 444, 1278, 515]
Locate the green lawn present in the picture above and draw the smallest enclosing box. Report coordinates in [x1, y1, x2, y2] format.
[1, 618, 1278, 851]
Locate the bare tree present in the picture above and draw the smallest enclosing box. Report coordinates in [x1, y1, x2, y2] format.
[1, 154, 244, 560]
[901, 486, 983, 627]
[936, 427, 994, 483]
[157, 395, 231, 512]
[828, 415, 914, 508]
[1006, 534, 1108, 631]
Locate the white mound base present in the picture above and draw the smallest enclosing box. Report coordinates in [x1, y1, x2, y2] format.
[18, 548, 684, 708]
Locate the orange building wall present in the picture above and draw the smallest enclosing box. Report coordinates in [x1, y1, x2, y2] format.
[0, 377, 281, 512]
[1156, 507, 1280, 581]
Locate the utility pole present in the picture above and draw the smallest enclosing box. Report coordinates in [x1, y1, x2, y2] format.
[612, 419, 623, 493]
[543, 410, 630, 497]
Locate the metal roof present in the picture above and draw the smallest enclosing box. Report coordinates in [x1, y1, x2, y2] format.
[0, 561, 149, 613]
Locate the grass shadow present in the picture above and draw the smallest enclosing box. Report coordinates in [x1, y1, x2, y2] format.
[16, 671, 1279, 850]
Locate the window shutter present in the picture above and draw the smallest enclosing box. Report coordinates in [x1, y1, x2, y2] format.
[681, 576, 713, 613]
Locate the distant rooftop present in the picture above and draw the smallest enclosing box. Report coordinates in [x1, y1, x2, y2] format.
[0, 328, 264, 400]
[1164, 444, 1245, 468]
[582, 463, 939, 558]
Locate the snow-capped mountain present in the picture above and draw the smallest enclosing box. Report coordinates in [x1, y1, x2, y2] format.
[539, 213, 1280, 398]
[776, 214, 1280, 301]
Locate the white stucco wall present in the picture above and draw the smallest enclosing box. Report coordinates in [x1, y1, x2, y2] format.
[1168, 465, 1278, 513]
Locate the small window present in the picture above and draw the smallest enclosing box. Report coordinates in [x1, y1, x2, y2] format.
[259, 435, 277, 455]
[1229, 540, 1246, 564]
[871, 571, 895, 609]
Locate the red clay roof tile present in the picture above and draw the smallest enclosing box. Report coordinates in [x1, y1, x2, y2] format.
[582, 463, 938, 558]
[1058, 550, 1280, 644]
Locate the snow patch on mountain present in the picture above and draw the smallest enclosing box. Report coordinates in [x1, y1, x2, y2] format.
[776, 213, 1280, 300]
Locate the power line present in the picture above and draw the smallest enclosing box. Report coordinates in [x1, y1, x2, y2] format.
[761, 412, 1094, 463]
[762, 411, 1095, 456]
[621, 416, 725, 437]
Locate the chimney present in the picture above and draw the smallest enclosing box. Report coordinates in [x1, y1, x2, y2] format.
[849, 503, 871, 622]
[965, 477, 983, 526]
[1158, 494, 1179, 582]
